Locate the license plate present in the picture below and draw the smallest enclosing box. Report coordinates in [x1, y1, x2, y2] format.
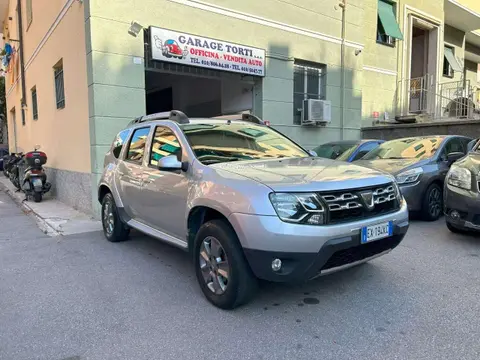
[32, 178, 42, 187]
[361, 222, 393, 244]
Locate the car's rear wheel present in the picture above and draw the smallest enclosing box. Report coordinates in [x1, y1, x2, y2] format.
[194, 219, 257, 309]
[101, 193, 130, 242]
[422, 183, 443, 221]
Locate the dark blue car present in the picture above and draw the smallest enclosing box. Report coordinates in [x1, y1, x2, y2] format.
[313, 139, 384, 162]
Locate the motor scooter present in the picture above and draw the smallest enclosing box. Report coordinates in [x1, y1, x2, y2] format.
[22, 146, 51, 202]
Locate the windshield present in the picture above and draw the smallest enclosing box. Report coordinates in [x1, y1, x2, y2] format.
[362, 137, 444, 160]
[181, 123, 308, 165]
[314, 142, 357, 160]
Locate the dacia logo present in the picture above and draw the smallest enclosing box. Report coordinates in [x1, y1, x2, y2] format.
[360, 191, 375, 210]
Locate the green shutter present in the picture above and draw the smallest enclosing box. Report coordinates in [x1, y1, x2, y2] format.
[444, 47, 463, 72]
[378, 1, 404, 41]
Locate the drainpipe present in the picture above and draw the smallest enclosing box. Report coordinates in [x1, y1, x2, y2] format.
[339, 0, 346, 140]
[17, 0, 27, 127]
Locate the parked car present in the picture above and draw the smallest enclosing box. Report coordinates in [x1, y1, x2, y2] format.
[444, 139, 480, 233]
[0, 147, 9, 171]
[356, 135, 472, 221]
[98, 110, 409, 309]
[467, 138, 479, 152]
[313, 140, 384, 162]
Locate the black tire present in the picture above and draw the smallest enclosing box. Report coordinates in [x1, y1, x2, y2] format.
[446, 221, 466, 234]
[33, 192, 42, 203]
[421, 183, 443, 221]
[194, 219, 257, 309]
[101, 193, 130, 242]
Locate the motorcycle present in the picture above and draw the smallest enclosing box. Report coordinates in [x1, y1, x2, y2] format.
[21, 146, 51, 202]
[3, 152, 24, 189]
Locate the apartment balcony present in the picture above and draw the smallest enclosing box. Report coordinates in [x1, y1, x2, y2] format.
[445, 0, 480, 33]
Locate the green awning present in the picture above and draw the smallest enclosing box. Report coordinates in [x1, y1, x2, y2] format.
[378, 1, 404, 40]
[444, 47, 463, 72]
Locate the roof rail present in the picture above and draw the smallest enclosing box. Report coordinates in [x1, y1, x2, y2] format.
[212, 113, 267, 125]
[128, 110, 190, 126]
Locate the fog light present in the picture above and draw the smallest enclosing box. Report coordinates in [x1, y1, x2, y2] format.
[450, 210, 460, 220]
[271, 258, 282, 272]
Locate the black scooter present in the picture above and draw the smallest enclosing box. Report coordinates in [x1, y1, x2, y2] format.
[21, 147, 51, 202]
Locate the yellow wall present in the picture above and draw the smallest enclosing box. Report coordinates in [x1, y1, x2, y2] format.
[3, 0, 90, 173]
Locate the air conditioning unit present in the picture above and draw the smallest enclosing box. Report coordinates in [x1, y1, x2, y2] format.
[301, 99, 332, 126]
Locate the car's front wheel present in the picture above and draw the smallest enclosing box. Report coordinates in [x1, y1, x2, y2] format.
[194, 220, 257, 309]
[422, 183, 443, 221]
[101, 193, 130, 242]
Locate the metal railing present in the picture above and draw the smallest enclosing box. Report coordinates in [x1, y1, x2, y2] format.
[396, 75, 477, 121]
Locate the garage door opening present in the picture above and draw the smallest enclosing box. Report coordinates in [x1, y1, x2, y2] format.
[145, 66, 256, 118]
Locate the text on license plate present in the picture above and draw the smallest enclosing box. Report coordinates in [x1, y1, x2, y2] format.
[361, 222, 393, 244]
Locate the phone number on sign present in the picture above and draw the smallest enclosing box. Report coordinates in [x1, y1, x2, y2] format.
[190, 58, 263, 75]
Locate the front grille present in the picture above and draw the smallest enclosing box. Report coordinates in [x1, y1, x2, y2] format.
[321, 236, 403, 271]
[319, 183, 400, 224]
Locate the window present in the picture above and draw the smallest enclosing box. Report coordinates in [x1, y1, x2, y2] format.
[112, 129, 131, 158]
[53, 60, 65, 109]
[363, 137, 444, 161]
[293, 60, 326, 125]
[443, 46, 462, 78]
[26, 0, 33, 29]
[377, 0, 403, 46]
[352, 142, 381, 161]
[125, 127, 150, 164]
[149, 126, 182, 167]
[181, 123, 308, 165]
[31, 87, 38, 120]
[444, 138, 465, 156]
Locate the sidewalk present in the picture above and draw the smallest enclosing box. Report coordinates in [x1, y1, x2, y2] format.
[0, 175, 101, 236]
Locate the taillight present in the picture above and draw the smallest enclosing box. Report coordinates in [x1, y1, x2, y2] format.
[26, 151, 46, 158]
[31, 169, 42, 174]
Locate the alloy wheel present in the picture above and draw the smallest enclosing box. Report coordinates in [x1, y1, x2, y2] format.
[103, 199, 115, 236]
[428, 187, 442, 218]
[199, 236, 229, 295]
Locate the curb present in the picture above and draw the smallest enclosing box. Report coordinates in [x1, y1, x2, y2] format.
[0, 179, 61, 237]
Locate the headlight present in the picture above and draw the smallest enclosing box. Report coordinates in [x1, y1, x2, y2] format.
[269, 193, 325, 225]
[447, 166, 471, 190]
[396, 167, 423, 184]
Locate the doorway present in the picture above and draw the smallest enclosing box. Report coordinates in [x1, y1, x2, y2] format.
[145, 66, 255, 118]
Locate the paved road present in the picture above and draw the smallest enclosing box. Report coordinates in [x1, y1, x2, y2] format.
[0, 189, 479, 360]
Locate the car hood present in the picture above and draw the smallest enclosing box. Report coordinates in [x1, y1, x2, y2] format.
[211, 157, 394, 192]
[355, 158, 427, 176]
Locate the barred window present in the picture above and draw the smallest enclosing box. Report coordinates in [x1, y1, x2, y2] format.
[54, 60, 65, 109]
[293, 60, 326, 125]
[31, 87, 38, 120]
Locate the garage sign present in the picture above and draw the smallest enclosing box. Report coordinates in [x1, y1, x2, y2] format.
[150, 27, 265, 77]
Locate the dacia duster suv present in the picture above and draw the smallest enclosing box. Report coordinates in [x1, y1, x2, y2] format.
[98, 111, 409, 309]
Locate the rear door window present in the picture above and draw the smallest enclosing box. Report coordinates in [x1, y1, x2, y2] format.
[125, 127, 151, 164]
[352, 142, 380, 161]
[112, 129, 131, 158]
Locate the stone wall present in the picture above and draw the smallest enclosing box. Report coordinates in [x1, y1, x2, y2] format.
[361, 120, 480, 140]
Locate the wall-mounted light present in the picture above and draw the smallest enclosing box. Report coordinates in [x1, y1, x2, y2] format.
[128, 21, 144, 37]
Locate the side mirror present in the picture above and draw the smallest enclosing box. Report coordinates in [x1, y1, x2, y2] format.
[446, 152, 464, 166]
[308, 150, 317, 157]
[34, 145, 41, 151]
[157, 155, 188, 172]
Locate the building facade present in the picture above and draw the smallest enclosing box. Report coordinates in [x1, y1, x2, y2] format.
[1, 0, 479, 216]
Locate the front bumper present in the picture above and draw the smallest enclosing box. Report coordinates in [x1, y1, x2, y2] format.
[399, 182, 424, 211]
[229, 201, 409, 282]
[444, 184, 480, 232]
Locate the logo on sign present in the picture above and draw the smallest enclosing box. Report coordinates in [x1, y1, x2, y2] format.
[154, 35, 189, 60]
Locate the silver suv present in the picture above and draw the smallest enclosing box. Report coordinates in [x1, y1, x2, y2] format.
[98, 111, 409, 309]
